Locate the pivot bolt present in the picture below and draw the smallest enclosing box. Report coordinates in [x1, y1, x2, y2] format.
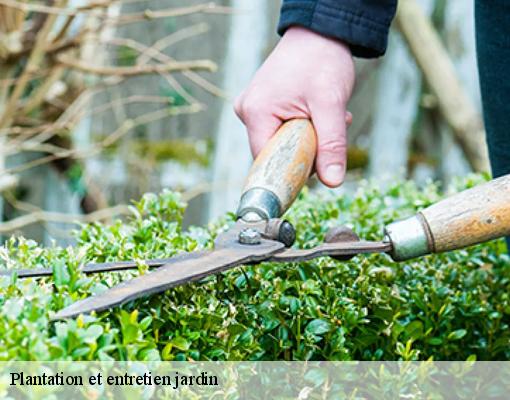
[277, 220, 296, 247]
[264, 219, 296, 247]
[239, 228, 262, 245]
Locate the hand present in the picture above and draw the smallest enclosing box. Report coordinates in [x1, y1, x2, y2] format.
[235, 26, 355, 187]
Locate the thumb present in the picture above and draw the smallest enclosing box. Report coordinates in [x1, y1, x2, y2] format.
[310, 104, 349, 188]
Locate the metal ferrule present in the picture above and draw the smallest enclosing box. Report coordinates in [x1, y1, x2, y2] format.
[384, 214, 432, 261]
[236, 188, 282, 222]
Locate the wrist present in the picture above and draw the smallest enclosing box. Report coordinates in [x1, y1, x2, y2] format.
[283, 26, 352, 56]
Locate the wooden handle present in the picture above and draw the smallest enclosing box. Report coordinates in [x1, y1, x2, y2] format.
[239, 119, 317, 218]
[421, 175, 510, 252]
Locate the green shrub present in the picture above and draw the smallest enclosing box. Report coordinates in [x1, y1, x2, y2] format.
[0, 175, 508, 361]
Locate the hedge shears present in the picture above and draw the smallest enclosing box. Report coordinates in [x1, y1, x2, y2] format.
[3, 120, 509, 320]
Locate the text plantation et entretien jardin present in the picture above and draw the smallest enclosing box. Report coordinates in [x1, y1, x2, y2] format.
[10, 371, 219, 389]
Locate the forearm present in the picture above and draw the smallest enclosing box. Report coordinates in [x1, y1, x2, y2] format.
[278, 0, 398, 58]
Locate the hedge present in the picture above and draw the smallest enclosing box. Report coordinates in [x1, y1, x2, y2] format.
[0, 174, 508, 361]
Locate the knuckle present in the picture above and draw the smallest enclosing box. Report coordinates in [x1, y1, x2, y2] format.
[318, 138, 347, 154]
[312, 90, 346, 108]
[233, 97, 243, 117]
[234, 89, 249, 107]
[236, 95, 260, 118]
[324, 91, 345, 105]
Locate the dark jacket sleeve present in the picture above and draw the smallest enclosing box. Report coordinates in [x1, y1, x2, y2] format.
[278, 0, 398, 58]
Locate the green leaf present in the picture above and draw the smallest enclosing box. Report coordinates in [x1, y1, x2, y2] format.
[305, 319, 332, 336]
[140, 316, 153, 331]
[82, 325, 103, 343]
[162, 343, 173, 360]
[404, 321, 423, 340]
[52, 261, 70, 287]
[448, 329, 467, 341]
[72, 347, 90, 358]
[289, 297, 300, 315]
[171, 337, 190, 351]
[428, 338, 443, 346]
[122, 325, 140, 344]
[261, 316, 280, 331]
[2, 175, 508, 362]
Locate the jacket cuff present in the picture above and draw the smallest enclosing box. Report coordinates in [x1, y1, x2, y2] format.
[278, 1, 396, 58]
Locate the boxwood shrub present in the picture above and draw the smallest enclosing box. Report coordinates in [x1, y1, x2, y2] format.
[0, 174, 508, 361]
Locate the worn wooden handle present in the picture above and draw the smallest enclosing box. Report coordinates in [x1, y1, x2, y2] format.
[240, 119, 317, 218]
[421, 174, 510, 252]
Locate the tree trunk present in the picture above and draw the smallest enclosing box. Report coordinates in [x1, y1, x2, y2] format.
[396, 0, 490, 172]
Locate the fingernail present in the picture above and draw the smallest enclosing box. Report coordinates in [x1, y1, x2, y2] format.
[324, 165, 344, 186]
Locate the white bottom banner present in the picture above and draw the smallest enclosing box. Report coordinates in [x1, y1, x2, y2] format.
[1, 361, 509, 399]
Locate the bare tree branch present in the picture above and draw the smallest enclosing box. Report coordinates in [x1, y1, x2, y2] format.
[0, 204, 132, 233]
[396, 0, 489, 172]
[105, 33, 225, 98]
[57, 54, 217, 75]
[137, 22, 210, 63]
[0, 0, 111, 16]
[115, 3, 233, 25]
[2, 104, 204, 176]
[0, 0, 65, 131]
[0, 0, 231, 21]
[0, 174, 18, 193]
[0, 0, 225, 238]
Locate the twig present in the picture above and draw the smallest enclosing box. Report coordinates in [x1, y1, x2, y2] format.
[52, 13, 76, 42]
[90, 95, 172, 115]
[0, 70, 48, 86]
[0, 0, 231, 21]
[137, 22, 210, 64]
[105, 37, 201, 106]
[115, 3, 232, 25]
[0, 174, 18, 193]
[109, 38, 203, 104]
[4, 191, 40, 213]
[4, 95, 177, 153]
[57, 54, 217, 75]
[3, 124, 54, 138]
[180, 69, 225, 98]
[105, 35, 225, 98]
[160, 74, 198, 107]
[6, 32, 83, 63]
[2, 104, 203, 176]
[22, 65, 65, 114]
[0, 0, 111, 16]
[0, 204, 132, 233]
[0, 0, 65, 131]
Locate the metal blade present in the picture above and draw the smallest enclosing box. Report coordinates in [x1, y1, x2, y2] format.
[0, 239, 391, 280]
[268, 241, 392, 262]
[1, 219, 273, 279]
[0, 258, 175, 278]
[0, 240, 391, 279]
[52, 239, 283, 320]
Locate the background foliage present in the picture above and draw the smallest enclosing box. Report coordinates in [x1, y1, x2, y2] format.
[0, 174, 508, 361]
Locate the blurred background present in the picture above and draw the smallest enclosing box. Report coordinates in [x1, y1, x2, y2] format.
[0, 0, 488, 245]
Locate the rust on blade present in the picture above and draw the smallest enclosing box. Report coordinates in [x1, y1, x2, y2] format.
[52, 238, 284, 320]
[0, 257, 177, 278]
[1, 240, 391, 279]
[4, 217, 393, 321]
[267, 241, 392, 263]
[1, 221, 270, 279]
